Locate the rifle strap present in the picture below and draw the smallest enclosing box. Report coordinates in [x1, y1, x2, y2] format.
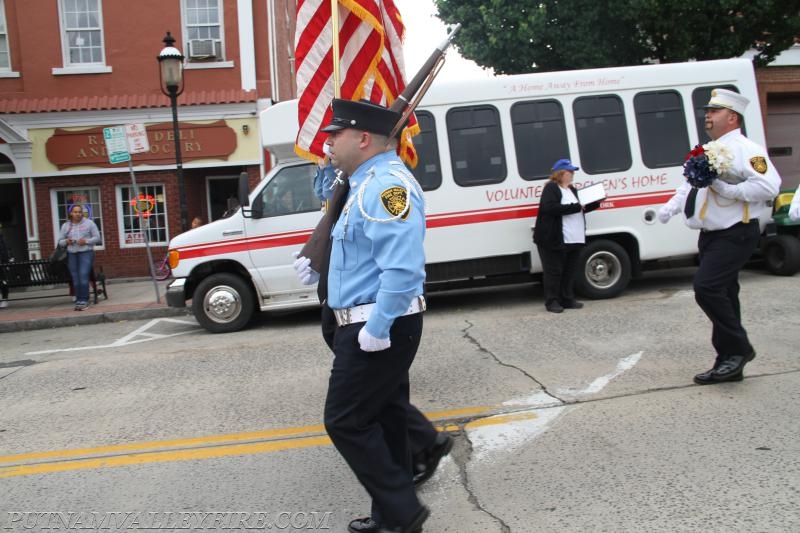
[316, 179, 350, 303]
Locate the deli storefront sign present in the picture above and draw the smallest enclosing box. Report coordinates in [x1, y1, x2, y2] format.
[45, 121, 237, 170]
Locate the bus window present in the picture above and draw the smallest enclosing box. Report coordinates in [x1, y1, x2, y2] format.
[573, 95, 632, 174]
[446, 105, 506, 186]
[410, 111, 442, 191]
[692, 85, 743, 143]
[634, 90, 690, 168]
[511, 99, 570, 180]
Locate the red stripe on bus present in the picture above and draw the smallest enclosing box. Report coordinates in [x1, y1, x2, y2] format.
[175, 190, 677, 257]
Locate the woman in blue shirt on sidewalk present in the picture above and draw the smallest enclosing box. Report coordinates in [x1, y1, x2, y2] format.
[58, 204, 100, 311]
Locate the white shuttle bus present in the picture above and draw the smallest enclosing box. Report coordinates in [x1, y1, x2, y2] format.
[166, 58, 769, 333]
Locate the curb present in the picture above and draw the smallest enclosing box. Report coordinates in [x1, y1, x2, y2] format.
[0, 307, 193, 334]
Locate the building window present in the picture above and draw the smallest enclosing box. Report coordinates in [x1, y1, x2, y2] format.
[0, 0, 10, 71]
[58, 0, 105, 66]
[634, 90, 690, 169]
[410, 111, 442, 191]
[446, 105, 506, 186]
[511, 99, 570, 180]
[117, 184, 169, 247]
[183, 0, 224, 62]
[573, 95, 632, 174]
[52, 188, 105, 249]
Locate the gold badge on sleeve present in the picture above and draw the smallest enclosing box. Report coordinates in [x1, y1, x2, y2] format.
[380, 187, 410, 219]
[749, 156, 768, 174]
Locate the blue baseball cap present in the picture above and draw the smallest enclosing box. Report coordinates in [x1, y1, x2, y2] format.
[552, 158, 579, 172]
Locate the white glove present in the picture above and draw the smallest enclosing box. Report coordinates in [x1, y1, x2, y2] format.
[789, 203, 800, 221]
[657, 206, 672, 224]
[292, 252, 319, 285]
[358, 326, 391, 352]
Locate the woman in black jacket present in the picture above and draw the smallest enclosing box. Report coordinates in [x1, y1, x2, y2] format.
[533, 159, 601, 313]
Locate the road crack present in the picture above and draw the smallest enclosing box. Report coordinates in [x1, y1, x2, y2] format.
[462, 320, 566, 404]
[451, 428, 511, 533]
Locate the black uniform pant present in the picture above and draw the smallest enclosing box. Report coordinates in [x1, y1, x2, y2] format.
[322, 304, 437, 456]
[694, 221, 760, 359]
[537, 243, 583, 305]
[323, 311, 426, 529]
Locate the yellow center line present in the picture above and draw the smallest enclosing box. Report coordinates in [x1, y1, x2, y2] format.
[0, 406, 496, 466]
[0, 404, 533, 479]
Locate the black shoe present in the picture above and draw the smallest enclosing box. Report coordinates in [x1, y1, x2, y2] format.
[378, 506, 429, 533]
[693, 353, 752, 385]
[561, 300, 584, 309]
[348, 517, 379, 533]
[413, 432, 453, 487]
[545, 302, 564, 313]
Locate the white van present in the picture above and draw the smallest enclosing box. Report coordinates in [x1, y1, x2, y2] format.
[166, 58, 769, 333]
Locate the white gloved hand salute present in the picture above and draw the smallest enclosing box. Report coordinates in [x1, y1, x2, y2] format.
[292, 252, 320, 285]
[358, 326, 391, 352]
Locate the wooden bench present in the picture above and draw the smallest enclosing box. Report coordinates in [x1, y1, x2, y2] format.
[0, 259, 107, 303]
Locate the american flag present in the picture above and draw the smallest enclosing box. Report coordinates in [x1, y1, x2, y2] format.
[294, 0, 419, 166]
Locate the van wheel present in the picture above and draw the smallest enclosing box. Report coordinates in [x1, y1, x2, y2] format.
[575, 240, 631, 299]
[762, 235, 800, 276]
[192, 273, 255, 333]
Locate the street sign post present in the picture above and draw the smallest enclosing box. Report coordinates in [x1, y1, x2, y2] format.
[103, 124, 161, 303]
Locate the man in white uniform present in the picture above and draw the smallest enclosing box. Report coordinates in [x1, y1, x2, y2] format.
[659, 88, 781, 384]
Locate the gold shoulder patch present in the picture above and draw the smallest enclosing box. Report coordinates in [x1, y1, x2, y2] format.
[750, 156, 768, 174]
[380, 186, 410, 219]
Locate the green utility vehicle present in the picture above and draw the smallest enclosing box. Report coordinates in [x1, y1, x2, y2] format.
[760, 189, 800, 276]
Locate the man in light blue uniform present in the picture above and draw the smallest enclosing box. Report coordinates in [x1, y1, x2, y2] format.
[295, 99, 431, 533]
[309, 137, 453, 504]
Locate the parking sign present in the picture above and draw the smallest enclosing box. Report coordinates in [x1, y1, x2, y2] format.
[102, 126, 131, 164]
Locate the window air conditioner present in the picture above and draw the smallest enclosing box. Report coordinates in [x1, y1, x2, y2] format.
[188, 39, 222, 59]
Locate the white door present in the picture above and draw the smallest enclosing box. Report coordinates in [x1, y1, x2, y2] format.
[243, 162, 323, 307]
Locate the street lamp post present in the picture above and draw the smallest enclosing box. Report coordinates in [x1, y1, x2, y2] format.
[158, 31, 189, 232]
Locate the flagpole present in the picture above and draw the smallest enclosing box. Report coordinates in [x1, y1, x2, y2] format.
[330, 0, 341, 98]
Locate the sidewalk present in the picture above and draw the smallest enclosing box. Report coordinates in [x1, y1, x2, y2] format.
[0, 278, 191, 333]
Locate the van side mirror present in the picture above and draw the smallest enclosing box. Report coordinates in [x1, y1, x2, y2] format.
[238, 172, 250, 207]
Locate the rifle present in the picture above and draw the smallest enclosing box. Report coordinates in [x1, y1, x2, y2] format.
[300, 24, 462, 273]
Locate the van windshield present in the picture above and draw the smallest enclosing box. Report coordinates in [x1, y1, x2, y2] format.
[259, 163, 321, 217]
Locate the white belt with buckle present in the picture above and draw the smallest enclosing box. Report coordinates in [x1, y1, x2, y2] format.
[333, 295, 426, 327]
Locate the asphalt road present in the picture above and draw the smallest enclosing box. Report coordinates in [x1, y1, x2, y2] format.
[1, 267, 798, 532]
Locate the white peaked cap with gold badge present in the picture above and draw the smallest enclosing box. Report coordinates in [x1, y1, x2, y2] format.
[704, 88, 750, 115]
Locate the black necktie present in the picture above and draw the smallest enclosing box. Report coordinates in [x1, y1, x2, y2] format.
[684, 187, 699, 218]
[316, 179, 350, 303]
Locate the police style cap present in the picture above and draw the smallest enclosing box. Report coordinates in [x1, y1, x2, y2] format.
[704, 88, 749, 116]
[552, 158, 579, 172]
[321, 99, 402, 137]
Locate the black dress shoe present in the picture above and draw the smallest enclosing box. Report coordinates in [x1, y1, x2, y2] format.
[693, 353, 752, 385]
[545, 302, 564, 313]
[560, 300, 584, 309]
[348, 517, 379, 533]
[413, 432, 453, 486]
[378, 506, 429, 533]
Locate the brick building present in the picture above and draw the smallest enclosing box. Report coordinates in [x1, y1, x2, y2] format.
[0, 0, 297, 277]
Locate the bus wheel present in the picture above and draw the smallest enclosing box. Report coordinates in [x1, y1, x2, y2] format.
[192, 273, 255, 333]
[576, 240, 631, 299]
[762, 235, 800, 276]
